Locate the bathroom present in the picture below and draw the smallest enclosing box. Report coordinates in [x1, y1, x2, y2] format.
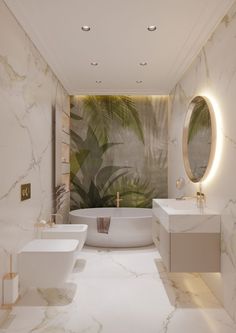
[1, 0, 236, 332]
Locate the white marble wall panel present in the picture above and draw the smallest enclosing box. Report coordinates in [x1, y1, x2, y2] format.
[169, 2, 236, 321]
[0, 0, 69, 301]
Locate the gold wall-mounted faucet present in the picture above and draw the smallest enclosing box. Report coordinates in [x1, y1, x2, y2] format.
[47, 213, 63, 227]
[196, 183, 206, 208]
[176, 183, 206, 208]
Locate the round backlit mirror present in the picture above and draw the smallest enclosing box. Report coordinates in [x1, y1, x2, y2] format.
[183, 96, 216, 183]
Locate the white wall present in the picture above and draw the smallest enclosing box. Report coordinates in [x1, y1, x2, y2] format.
[169, 2, 236, 320]
[0, 0, 69, 301]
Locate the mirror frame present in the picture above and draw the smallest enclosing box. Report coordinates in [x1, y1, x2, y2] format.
[182, 96, 216, 183]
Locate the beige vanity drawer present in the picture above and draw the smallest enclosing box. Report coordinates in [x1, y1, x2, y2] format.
[159, 224, 220, 272]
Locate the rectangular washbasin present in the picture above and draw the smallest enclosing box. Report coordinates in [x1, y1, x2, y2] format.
[153, 198, 221, 233]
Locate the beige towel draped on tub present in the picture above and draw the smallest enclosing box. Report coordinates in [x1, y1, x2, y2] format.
[97, 217, 111, 234]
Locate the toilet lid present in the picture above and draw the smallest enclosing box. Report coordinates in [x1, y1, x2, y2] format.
[19, 239, 79, 253]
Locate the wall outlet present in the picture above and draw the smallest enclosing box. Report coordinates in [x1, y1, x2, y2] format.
[21, 183, 31, 201]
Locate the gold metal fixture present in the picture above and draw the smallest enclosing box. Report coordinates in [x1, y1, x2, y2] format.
[81, 25, 91, 31]
[176, 183, 206, 208]
[147, 25, 157, 31]
[1, 254, 19, 309]
[21, 183, 31, 201]
[35, 220, 47, 229]
[196, 183, 206, 208]
[35, 214, 63, 230]
[176, 177, 185, 190]
[47, 213, 63, 227]
[139, 62, 147, 66]
[115, 192, 122, 208]
[47, 220, 55, 228]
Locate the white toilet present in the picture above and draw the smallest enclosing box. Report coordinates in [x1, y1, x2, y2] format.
[18, 239, 78, 289]
[41, 224, 88, 251]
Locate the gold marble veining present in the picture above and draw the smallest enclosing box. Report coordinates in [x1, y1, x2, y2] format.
[1, 247, 235, 333]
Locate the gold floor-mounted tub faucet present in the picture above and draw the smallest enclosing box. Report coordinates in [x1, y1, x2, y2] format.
[115, 192, 122, 208]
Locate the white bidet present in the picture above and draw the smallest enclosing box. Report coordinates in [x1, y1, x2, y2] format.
[41, 224, 88, 251]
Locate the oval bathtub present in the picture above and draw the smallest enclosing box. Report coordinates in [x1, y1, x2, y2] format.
[69, 208, 153, 247]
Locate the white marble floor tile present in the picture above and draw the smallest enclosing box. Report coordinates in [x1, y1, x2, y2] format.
[0, 246, 235, 333]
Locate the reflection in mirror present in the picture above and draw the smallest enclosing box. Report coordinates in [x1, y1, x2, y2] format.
[183, 96, 216, 183]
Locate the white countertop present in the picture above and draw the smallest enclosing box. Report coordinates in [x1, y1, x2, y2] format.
[153, 198, 221, 233]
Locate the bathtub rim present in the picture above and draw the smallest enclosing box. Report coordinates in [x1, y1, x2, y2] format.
[69, 207, 152, 220]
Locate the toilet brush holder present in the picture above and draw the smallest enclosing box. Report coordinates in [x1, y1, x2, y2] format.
[2, 254, 19, 307]
[2, 273, 19, 306]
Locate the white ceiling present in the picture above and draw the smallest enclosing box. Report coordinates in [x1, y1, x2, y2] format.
[4, 0, 234, 95]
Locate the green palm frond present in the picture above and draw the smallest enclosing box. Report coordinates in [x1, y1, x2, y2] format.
[70, 125, 132, 208]
[101, 142, 122, 153]
[71, 165, 130, 208]
[70, 101, 83, 121]
[82, 95, 144, 144]
[107, 176, 156, 208]
[71, 113, 83, 121]
[70, 149, 89, 177]
[71, 129, 85, 148]
[70, 127, 123, 180]
[96, 166, 130, 193]
[69, 96, 165, 209]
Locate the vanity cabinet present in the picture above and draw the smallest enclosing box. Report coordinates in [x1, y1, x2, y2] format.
[158, 223, 220, 272]
[152, 199, 221, 272]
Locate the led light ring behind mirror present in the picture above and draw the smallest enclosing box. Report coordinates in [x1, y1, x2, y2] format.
[182, 96, 216, 183]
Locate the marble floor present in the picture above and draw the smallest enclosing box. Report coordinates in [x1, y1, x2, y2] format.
[0, 246, 236, 333]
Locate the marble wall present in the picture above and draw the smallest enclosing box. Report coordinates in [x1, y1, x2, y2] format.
[0, 0, 69, 301]
[169, 2, 236, 321]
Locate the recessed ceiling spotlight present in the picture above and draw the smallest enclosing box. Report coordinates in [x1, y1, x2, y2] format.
[81, 25, 91, 31]
[139, 62, 147, 66]
[91, 62, 98, 66]
[147, 25, 157, 31]
[96, 80, 102, 84]
[136, 80, 143, 84]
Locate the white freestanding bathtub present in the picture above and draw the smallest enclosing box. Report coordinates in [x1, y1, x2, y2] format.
[69, 208, 153, 247]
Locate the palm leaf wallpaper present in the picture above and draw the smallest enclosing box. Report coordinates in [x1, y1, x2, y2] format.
[70, 95, 168, 209]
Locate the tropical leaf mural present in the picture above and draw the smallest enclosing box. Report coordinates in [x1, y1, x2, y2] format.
[71, 126, 130, 208]
[72, 95, 144, 144]
[107, 176, 157, 208]
[70, 95, 168, 209]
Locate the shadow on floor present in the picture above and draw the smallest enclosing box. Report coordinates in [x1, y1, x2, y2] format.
[83, 244, 156, 253]
[73, 258, 87, 273]
[154, 259, 222, 309]
[15, 282, 77, 307]
[0, 311, 16, 330]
